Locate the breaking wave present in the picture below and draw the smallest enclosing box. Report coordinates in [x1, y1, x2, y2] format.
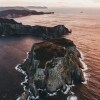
[15, 50, 88, 100]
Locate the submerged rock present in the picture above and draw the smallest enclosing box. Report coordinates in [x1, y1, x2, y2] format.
[17, 38, 85, 99]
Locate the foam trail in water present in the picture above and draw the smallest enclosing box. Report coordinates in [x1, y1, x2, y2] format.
[63, 84, 75, 95]
[79, 50, 84, 60]
[79, 50, 89, 84]
[15, 64, 26, 75]
[23, 52, 29, 62]
[79, 50, 88, 71]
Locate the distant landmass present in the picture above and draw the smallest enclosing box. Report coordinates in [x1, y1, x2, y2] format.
[0, 6, 28, 11]
[0, 18, 71, 39]
[26, 6, 48, 9]
[0, 9, 54, 18]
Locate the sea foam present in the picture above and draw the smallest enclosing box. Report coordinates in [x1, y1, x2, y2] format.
[79, 50, 89, 84]
[15, 50, 88, 100]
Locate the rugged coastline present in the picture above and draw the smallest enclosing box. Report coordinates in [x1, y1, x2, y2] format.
[16, 38, 87, 100]
[0, 18, 71, 39]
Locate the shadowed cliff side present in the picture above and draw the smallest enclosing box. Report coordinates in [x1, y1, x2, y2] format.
[0, 18, 71, 39]
[0, 9, 54, 18]
[17, 38, 85, 100]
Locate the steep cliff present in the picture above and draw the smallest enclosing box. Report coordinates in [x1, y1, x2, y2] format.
[0, 18, 71, 39]
[16, 38, 85, 100]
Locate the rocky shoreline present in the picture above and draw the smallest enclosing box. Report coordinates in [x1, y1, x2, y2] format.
[16, 38, 86, 100]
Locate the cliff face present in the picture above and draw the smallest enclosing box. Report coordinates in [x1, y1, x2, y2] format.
[17, 38, 85, 99]
[0, 9, 54, 18]
[0, 18, 71, 39]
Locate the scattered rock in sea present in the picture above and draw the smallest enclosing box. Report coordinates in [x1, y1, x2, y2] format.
[17, 38, 85, 100]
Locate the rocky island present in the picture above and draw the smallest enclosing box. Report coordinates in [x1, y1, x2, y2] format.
[16, 38, 85, 100]
[0, 9, 54, 18]
[0, 18, 71, 39]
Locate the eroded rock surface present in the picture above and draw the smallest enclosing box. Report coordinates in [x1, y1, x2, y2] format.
[0, 18, 71, 39]
[17, 38, 85, 100]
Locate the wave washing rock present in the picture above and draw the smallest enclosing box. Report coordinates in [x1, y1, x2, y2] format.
[16, 38, 85, 100]
[0, 18, 71, 39]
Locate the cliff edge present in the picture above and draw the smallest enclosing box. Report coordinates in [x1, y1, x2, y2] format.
[0, 18, 71, 39]
[17, 38, 85, 100]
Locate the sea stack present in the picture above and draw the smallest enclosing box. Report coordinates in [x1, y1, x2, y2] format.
[17, 38, 85, 100]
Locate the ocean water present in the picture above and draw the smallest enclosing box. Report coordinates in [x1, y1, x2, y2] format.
[0, 8, 100, 100]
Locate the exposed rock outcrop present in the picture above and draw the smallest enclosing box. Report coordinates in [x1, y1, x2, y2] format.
[17, 38, 85, 100]
[0, 18, 71, 39]
[0, 9, 54, 18]
[0, 18, 19, 24]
